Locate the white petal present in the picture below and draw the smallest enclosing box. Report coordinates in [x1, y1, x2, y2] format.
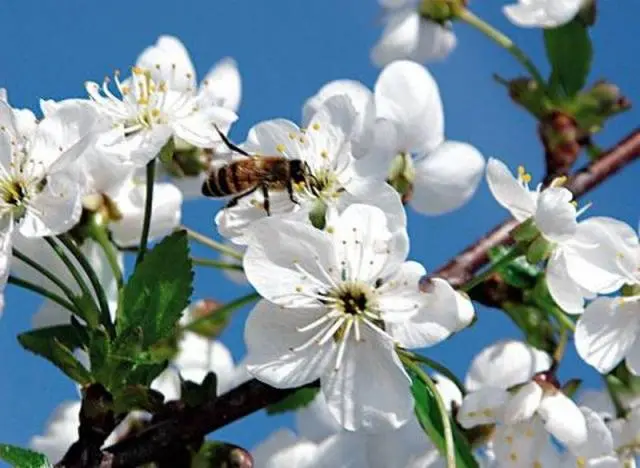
[535, 187, 577, 243]
[110, 181, 183, 247]
[624, 332, 640, 376]
[136, 35, 197, 92]
[151, 367, 182, 402]
[457, 387, 509, 428]
[433, 373, 463, 412]
[575, 297, 640, 374]
[568, 406, 614, 459]
[371, 9, 420, 67]
[566, 217, 639, 293]
[577, 390, 615, 421]
[172, 105, 237, 149]
[29, 99, 99, 173]
[378, 261, 426, 325]
[0, 100, 18, 140]
[295, 393, 342, 443]
[252, 429, 316, 468]
[330, 203, 407, 284]
[503, 0, 582, 28]
[465, 340, 552, 391]
[374, 60, 445, 154]
[174, 333, 236, 394]
[29, 401, 81, 463]
[411, 141, 485, 215]
[20, 174, 83, 237]
[502, 381, 544, 424]
[412, 20, 457, 63]
[538, 392, 588, 448]
[126, 125, 174, 166]
[493, 419, 560, 467]
[199, 57, 242, 112]
[546, 249, 588, 315]
[0, 129, 14, 179]
[485, 158, 536, 222]
[339, 181, 407, 236]
[243, 217, 337, 306]
[244, 119, 305, 156]
[244, 300, 334, 388]
[313, 432, 369, 468]
[322, 327, 412, 432]
[389, 277, 473, 348]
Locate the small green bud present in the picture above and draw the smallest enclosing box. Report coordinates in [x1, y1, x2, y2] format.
[309, 199, 328, 230]
[387, 152, 415, 203]
[526, 236, 553, 264]
[497, 75, 549, 118]
[512, 218, 540, 243]
[419, 0, 465, 22]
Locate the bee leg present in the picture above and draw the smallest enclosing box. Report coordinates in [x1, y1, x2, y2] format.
[225, 186, 260, 209]
[214, 124, 251, 157]
[286, 181, 299, 205]
[261, 184, 271, 216]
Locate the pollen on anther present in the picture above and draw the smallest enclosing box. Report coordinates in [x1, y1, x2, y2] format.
[312, 123, 320, 130]
[505, 435, 513, 444]
[276, 144, 286, 153]
[288, 132, 296, 140]
[509, 453, 518, 462]
[299, 137, 306, 144]
[525, 427, 535, 437]
[320, 150, 328, 159]
[155, 64, 161, 70]
[533, 462, 542, 468]
[295, 286, 303, 293]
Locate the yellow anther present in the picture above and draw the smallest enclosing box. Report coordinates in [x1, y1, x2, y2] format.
[295, 286, 303, 292]
[576, 456, 586, 468]
[551, 175, 568, 187]
[510, 453, 518, 462]
[524, 427, 534, 437]
[186, 73, 193, 79]
[505, 435, 514, 444]
[155, 64, 161, 70]
[571, 200, 578, 207]
[276, 144, 286, 153]
[326, 226, 335, 234]
[518, 165, 526, 175]
[299, 137, 306, 144]
[533, 462, 542, 468]
[312, 123, 320, 130]
[132, 66, 144, 75]
[121, 85, 130, 95]
[320, 150, 328, 159]
[522, 173, 532, 183]
[151, 109, 161, 117]
[482, 409, 493, 417]
[288, 132, 296, 140]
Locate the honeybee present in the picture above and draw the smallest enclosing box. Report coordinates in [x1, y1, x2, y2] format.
[202, 127, 317, 215]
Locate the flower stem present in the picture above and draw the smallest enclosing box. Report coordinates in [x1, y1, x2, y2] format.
[460, 245, 524, 292]
[401, 354, 456, 468]
[44, 237, 95, 311]
[191, 257, 243, 271]
[89, 222, 124, 290]
[57, 234, 115, 336]
[398, 349, 466, 396]
[182, 292, 260, 334]
[547, 304, 576, 332]
[12, 248, 79, 309]
[456, 9, 546, 87]
[136, 159, 156, 267]
[7, 275, 76, 313]
[181, 225, 244, 261]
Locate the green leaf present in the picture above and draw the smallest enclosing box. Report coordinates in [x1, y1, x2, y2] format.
[487, 246, 540, 289]
[266, 387, 320, 415]
[117, 230, 193, 347]
[410, 372, 478, 468]
[0, 444, 51, 467]
[18, 327, 92, 385]
[544, 19, 593, 97]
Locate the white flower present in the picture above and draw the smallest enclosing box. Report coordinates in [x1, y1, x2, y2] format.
[0, 99, 99, 292]
[303, 62, 485, 216]
[242, 203, 473, 431]
[108, 176, 183, 247]
[216, 94, 405, 245]
[252, 429, 319, 468]
[486, 158, 631, 314]
[575, 296, 640, 375]
[371, 0, 456, 67]
[503, 0, 587, 29]
[136, 35, 241, 113]
[608, 406, 640, 464]
[458, 341, 588, 462]
[562, 406, 616, 468]
[85, 65, 237, 167]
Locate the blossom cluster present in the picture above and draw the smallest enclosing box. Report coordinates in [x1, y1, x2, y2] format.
[2, 0, 637, 465]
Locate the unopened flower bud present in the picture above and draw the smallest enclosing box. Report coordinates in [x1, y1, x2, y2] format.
[539, 111, 582, 179]
[526, 235, 553, 264]
[499, 76, 548, 118]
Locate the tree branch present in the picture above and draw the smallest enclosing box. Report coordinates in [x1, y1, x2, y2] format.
[425, 128, 640, 290]
[58, 128, 640, 468]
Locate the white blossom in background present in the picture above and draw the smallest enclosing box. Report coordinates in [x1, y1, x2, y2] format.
[371, 0, 456, 67]
[561, 406, 617, 468]
[458, 340, 588, 464]
[85, 62, 237, 167]
[302, 61, 485, 216]
[242, 203, 473, 431]
[0, 99, 100, 305]
[503, 0, 587, 29]
[608, 406, 640, 464]
[136, 35, 243, 196]
[216, 94, 405, 245]
[486, 158, 631, 314]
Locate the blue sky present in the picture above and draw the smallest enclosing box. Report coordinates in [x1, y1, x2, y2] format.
[0, 0, 638, 461]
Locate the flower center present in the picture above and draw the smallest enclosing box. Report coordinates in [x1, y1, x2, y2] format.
[0, 174, 39, 219]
